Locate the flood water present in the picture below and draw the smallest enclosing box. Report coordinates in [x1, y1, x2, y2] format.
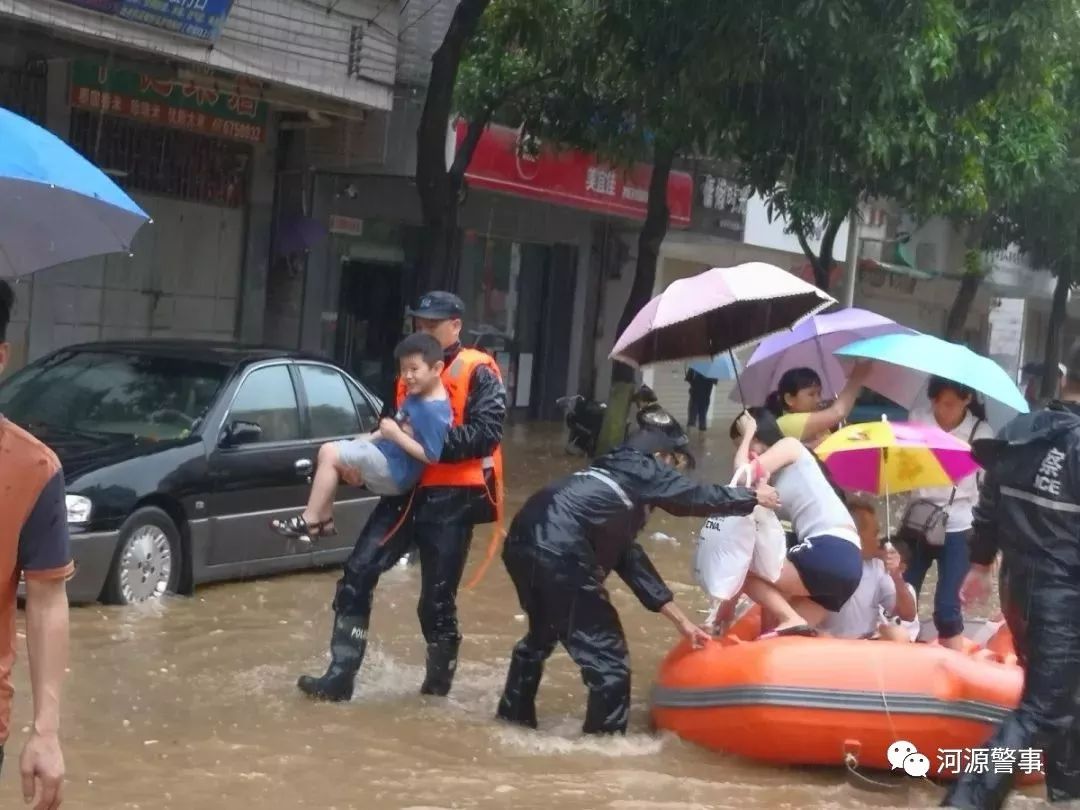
[9, 423, 1046, 809]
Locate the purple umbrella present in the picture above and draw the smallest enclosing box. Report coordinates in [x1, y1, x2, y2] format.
[728, 307, 915, 405]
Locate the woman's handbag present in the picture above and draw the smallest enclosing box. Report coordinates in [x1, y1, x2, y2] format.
[898, 418, 982, 547]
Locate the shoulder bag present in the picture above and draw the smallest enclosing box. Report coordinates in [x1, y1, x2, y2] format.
[898, 418, 982, 547]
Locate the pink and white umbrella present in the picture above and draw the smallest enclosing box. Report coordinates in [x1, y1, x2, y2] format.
[609, 262, 835, 368]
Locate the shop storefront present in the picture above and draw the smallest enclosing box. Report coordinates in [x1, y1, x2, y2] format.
[14, 55, 270, 366]
[304, 120, 694, 421]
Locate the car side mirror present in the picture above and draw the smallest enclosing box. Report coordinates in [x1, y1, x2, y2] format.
[223, 419, 262, 447]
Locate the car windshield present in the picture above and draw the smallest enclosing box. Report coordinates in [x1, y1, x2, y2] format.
[0, 350, 229, 441]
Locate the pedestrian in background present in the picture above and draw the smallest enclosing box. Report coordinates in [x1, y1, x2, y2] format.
[686, 365, 717, 430]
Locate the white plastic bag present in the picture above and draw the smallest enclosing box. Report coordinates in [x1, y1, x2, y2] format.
[692, 466, 787, 601]
[693, 467, 755, 600]
[749, 505, 787, 584]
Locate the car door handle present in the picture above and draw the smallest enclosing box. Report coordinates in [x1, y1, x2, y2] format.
[294, 459, 313, 475]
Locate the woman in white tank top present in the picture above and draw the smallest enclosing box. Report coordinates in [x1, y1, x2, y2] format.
[725, 407, 863, 636]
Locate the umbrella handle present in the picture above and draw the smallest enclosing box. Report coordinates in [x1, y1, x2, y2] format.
[730, 349, 746, 405]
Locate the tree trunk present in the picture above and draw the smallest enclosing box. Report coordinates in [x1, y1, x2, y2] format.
[415, 0, 491, 292]
[596, 143, 676, 455]
[1042, 269, 1072, 400]
[795, 212, 845, 293]
[944, 219, 990, 341]
[944, 271, 981, 341]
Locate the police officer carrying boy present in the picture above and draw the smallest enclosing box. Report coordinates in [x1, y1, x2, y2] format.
[297, 291, 506, 702]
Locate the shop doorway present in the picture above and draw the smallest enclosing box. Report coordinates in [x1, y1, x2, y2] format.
[458, 233, 576, 420]
[335, 261, 404, 401]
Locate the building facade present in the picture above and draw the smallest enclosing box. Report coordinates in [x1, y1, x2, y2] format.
[0, 0, 396, 372]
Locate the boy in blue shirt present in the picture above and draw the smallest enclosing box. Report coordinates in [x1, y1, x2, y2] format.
[273, 332, 452, 541]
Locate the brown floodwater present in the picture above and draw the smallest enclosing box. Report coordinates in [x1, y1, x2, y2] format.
[9, 423, 1047, 809]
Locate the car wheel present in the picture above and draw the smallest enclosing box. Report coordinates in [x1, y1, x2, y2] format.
[102, 507, 182, 605]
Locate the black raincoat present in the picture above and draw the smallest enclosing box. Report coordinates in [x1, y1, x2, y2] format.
[328, 341, 506, 695]
[496, 444, 758, 735]
[944, 401, 1080, 809]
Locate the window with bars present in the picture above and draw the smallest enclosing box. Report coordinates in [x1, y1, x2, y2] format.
[69, 109, 252, 208]
[0, 62, 48, 124]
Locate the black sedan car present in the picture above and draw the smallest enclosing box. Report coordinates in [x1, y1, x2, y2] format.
[0, 341, 385, 605]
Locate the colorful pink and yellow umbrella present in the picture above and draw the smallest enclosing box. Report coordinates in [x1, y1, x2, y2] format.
[815, 420, 981, 496]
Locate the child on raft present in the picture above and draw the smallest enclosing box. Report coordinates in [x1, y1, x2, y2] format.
[764, 361, 873, 448]
[272, 332, 452, 541]
[724, 408, 864, 637]
[817, 497, 918, 642]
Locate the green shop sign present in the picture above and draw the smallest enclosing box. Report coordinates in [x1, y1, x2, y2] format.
[70, 60, 268, 143]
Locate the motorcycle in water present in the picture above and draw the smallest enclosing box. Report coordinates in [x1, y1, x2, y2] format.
[556, 385, 694, 468]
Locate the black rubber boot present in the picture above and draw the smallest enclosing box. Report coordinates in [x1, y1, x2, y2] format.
[496, 651, 544, 729]
[297, 614, 368, 702]
[419, 639, 460, 696]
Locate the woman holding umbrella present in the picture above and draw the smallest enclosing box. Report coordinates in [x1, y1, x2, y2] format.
[902, 376, 994, 651]
[764, 361, 874, 448]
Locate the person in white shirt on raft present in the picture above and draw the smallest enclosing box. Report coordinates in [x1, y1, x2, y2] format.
[818, 497, 918, 641]
[728, 408, 864, 637]
[903, 377, 994, 651]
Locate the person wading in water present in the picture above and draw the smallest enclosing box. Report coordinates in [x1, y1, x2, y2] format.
[943, 344, 1080, 809]
[296, 291, 507, 702]
[496, 415, 780, 734]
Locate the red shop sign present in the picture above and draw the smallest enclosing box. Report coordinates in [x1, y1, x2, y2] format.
[455, 121, 692, 228]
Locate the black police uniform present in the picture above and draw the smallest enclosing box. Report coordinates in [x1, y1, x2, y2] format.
[298, 292, 507, 702]
[496, 429, 759, 734]
[944, 401, 1080, 809]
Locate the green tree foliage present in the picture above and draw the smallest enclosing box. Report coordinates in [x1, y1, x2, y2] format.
[729, 0, 1078, 299]
[460, 0, 762, 452]
[454, 0, 1080, 436]
[992, 76, 1080, 397]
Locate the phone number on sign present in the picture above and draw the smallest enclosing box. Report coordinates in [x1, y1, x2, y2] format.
[937, 747, 1044, 775]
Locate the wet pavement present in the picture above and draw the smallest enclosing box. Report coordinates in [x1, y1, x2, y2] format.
[8, 423, 1045, 808]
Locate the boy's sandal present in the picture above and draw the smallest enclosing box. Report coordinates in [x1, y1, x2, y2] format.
[758, 624, 818, 640]
[270, 514, 337, 540]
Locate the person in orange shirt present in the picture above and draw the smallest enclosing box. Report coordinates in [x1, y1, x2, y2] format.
[0, 279, 73, 810]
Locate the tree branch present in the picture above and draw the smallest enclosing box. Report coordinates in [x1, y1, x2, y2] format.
[820, 212, 846, 266]
[449, 67, 563, 182]
[794, 223, 817, 266]
[450, 115, 489, 181]
[416, 0, 492, 220]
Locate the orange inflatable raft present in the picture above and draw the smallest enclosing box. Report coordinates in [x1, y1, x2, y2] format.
[651, 607, 1033, 781]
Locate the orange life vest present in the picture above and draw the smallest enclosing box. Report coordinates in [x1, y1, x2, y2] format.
[394, 348, 505, 588]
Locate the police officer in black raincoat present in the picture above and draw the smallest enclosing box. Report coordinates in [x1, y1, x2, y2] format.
[496, 416, 781, 734]
[943, 346, 1080, 809]
[297, 291, 506, 702]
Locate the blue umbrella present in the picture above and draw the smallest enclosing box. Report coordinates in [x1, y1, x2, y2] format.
[0, 106, 150, 277]
[688, 353, 741, 381]
[835, 333, 1029, 428]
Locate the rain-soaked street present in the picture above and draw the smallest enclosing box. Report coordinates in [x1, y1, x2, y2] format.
[8, 424, 1041, 809]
